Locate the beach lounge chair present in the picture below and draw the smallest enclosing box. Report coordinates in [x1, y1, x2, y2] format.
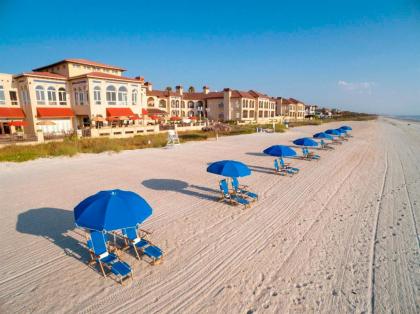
[279, 157, 299, 173]
[231, 177, 258, 201]
[219, 179, 250, 208]
[303, 148, 320, 160]
[122, 227, 163, 265]
[87, 230, 133, 284]
[320, 139, 334, 150]
[274, 159, 293, 175]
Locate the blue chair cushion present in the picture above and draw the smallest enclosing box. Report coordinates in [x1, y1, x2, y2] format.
[110, 261, 132, 277]
[232, 195, 250, 206]
[100, 253, 118, 264]
[242, 190, 258, 199]
[134, 239, 149, 249]
[143, 246, 163, 259]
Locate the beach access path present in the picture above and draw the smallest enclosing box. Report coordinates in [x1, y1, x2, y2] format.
[0, 118, 419, 313]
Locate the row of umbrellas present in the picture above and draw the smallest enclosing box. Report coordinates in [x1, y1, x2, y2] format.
[74, 125, 352, 233]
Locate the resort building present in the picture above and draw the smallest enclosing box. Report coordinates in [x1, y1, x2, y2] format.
[288, 98, 306, 120]
[0, 73, 24, 136]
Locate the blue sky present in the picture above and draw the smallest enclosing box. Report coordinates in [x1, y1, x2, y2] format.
[0, 0, 419, 115]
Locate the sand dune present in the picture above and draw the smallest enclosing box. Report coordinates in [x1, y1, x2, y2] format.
[0, 118, 419, 313]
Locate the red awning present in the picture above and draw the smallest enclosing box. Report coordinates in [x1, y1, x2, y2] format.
[37, 107, 74, 118]
[106, 108, 134, 117]
[9, 120, 29, 127]
[141, 108, 148, 115]
[0, 108, 25, 118]
[170, 116, 181, 121]
[131, 114, 140, 120]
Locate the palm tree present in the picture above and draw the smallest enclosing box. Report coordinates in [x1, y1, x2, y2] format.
[188, 86, 195, 93]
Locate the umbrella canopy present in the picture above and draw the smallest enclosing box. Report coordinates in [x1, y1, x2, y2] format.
[293, 137, 319, 147]
[263, 145, 297, 157]
[170, 116, 181, 121]
[313, 132, 333, 140]
[325, 129, 341, 136]
[74, 189, 153, 232]
[36, 120, 56, 126]
[207, 160, 251, 178]
[340, 125, 352, 131]
[335, 128, 346, 134]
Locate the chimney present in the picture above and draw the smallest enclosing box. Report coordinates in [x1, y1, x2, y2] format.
[144, 82, 152, 91]
[203, 85, 210, 94]
[176, 85, 183, 95]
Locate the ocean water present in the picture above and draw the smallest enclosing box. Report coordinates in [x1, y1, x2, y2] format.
[392, 115, 420, 122]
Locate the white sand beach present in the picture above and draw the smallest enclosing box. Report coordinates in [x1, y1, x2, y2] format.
[0, 118, 419, 313]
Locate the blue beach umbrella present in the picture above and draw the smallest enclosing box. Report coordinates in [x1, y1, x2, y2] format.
[313, 132, 334, 140]
[74, 189, 153, 231]
[207, 160, 251, 177]
[263, 145, 297, 157]
[335, 128, 347, 134]
[293, 137, 319, 147]
[325, 129, 341, 136]
[340, 125, 352, 131]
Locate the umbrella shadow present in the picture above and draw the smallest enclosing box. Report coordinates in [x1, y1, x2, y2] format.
[142, 179, 220, 202]
[246, 152, 267, 157]
[289, 144, 322, 151]
[16, 207, 90, 264]
[247, 164, 276, 175]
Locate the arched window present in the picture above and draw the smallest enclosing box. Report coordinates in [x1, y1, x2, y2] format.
[188, 110, 194, 117]
[106, 86, 116, 105]
[118, 86, 128, 105]
[175, 100, 180, 108]
[159, 99, 166, 108]
[0, 85, 5, 104]
[188, 101, 194, 109]
[94, 86, 101, 105]
[147, 97, 155, 107]
[47, 87, 57, 105]
[181, 101, 185, 108]
[171, 100, 175, 108]
[35, 86, 45, 104]
[197, 101, 203, 109]
[132, 89, 138, 105]
[58, 88, 66, 105]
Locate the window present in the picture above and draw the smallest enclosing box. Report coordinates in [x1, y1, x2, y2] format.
[78, 88, 84, 105]
[118, 86, 127, 105]
[242, 110, 248, 118]
[9, 91, 18, 105]
[47, 87, 57, 105]
[197, 101, 203, 110]
[147, 97, 155, 107]
[94, 86, 101, 105]
[58, 88, 67, 105]
[264, 111, 268, 117]
[218, 102, 224, 108]
[106, 86, 116, 105]
[0, 86, 5, 104]
[188, 110, 194, 117]
[159, 99, 166, 108]
[188, 101, 194, 109]
[132, 89, 138, 105]
[35, 86, 45, 104]
[171, 100, 175, 108]
[175, 100, 180, 108]
[74, 89, 79, 105]
[181, 101, 185, 108]
[249, 110, 255, 118]
[259, 111, 263, 118]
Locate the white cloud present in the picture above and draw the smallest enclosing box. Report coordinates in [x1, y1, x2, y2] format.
[338, 80, 375, 94]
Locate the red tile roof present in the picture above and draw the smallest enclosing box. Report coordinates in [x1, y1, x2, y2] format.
[249, 90, 270, 99]
[14, 71, 67, 80]
[33, 59, 125, 71]
[277, 97, 293, 105]
[37, 107, 74, 118]
[72, 72, 143, 83]
[146, 90, 181, 97]
[289, 98, 305, 104]
[203, 92, 224, 99]
[0, 108, 25, 118]
[183, 92, 206, 100]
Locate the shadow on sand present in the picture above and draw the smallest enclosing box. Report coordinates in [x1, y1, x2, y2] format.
[16, 207, 90, 264]
[142, 179, 220, 202]
[246, 152, 267, 157]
